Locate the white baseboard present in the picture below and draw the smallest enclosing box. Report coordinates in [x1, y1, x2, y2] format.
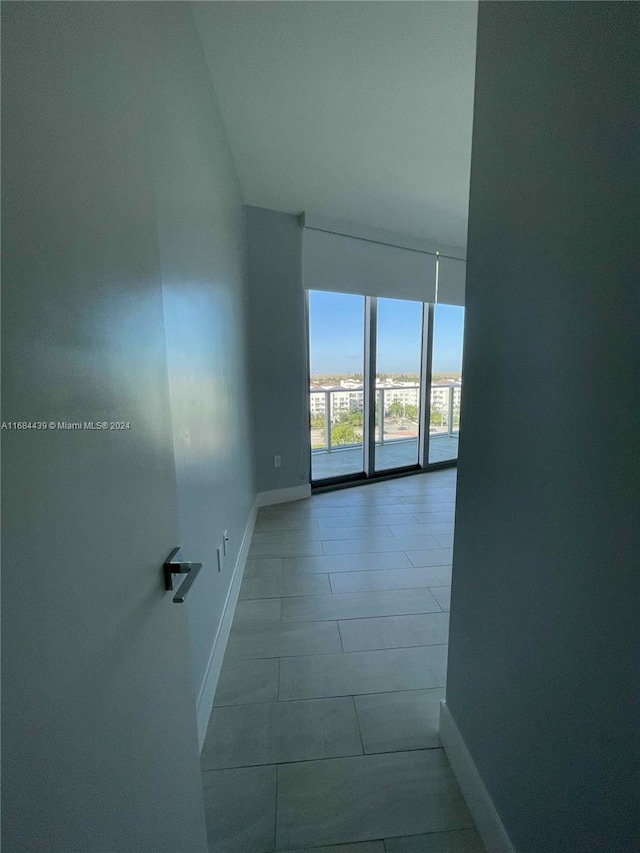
[439, 701, 515, 853]
[195, 502, 257, 750]
[256, 484, 311, 507]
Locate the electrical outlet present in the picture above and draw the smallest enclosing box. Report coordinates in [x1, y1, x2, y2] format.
[217, 546, 223, 572]
[273, 455, 281, 468]
[223, 530, 229, 556]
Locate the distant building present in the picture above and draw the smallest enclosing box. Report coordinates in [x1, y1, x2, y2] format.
[309, 383, 364, 422]
[378, 382, 419, 411]
[310, 378, 461, 425]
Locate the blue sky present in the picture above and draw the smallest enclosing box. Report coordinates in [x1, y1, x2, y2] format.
[308, 291, 464, 375]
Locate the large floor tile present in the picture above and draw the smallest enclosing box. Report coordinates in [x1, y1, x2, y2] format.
[252, 526, 395, 544]
[430, 587, 451, 611]
[338, 613, 450, 652]
[406, 549, 453, 568]
[330, 567, 452, 594]
[281, 589, 441, 622]
[397, 491, 453, 500]
[259, 499, 313, 513]
[407, 522, 455, 535]
[240, 573, 331, 600]
[256, 510, 315, 524]
[251, 527, 322, 548]
[203, 765, 276, 853]
[402, 486, 450, 496]
[402, 501, 455, 510]
[354, 688, 445, 753]
[322, 536, 441, 556]
[312, 494, 403, 507]
[321, 526, 395, 541]
[384, 829, 486, 852]
[388, 524, 453, 538]
[316, 514, 397, 528]
[380, 485, 445, 497]
[311, 505, 397, 519]
[283, 552, 412, 574]
[411, 512, 456, 524]
[417, 500, 452, 512]
[394, 504, 455, 515]
[255, 517, 319, 533]
[244, 558, 285, 578]
[249, 539, 324, 558]
[276, 844, 384, 853]
[226, 621, 342, 660]
[276, 750, 472, 849]
[279, 645, 447, 700]
[214, 658, 279, 707]
[373, 512, 427, 525]
[372, 504, 445, 515]
[233, 598, 282, 625]
[433, 533, 454, 548]
[202, 697, 362, 769]
[256, 504, 315, 517]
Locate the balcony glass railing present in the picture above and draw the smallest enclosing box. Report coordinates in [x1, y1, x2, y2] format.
[309, 384, 461, 454]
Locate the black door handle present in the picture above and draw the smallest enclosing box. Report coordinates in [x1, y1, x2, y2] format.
[163, 547, 203, 603]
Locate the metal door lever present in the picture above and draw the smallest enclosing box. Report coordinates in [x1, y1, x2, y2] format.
[164, 547, 203, 603]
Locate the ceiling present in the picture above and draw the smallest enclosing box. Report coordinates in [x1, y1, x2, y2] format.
[194, 1, 477, 252]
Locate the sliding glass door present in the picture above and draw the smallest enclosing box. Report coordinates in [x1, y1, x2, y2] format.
[428, 304, 464, 464]
[308, 291, 365, 482]
[374, 297, 424, 472]
[308, 290, 464, 485]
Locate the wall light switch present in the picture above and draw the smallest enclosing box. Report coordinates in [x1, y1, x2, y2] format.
[273, 455, 281, 468]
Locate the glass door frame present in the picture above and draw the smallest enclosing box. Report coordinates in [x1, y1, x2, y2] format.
[307, 291, 457, 489]
[363, 296, 376, 477]
[370, 296, 426, 476]
[418, 303, 434, 469]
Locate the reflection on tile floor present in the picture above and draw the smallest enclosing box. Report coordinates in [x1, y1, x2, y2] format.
[202, 469, 485, 853]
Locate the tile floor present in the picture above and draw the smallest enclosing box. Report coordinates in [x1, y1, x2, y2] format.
[202, 468, 485, 853]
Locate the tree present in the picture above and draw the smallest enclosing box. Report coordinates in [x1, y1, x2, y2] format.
[388, 400, 404, 420]
[310, 414, 324, 430]
[405, 404, 418, 421]
[331, 422, 358, 446]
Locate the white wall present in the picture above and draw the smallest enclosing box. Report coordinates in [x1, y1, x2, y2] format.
[447, 3, 639, 851]
[246, 206, 310, 494]
[1, 4, 255, 850]
[150, 5, 256, 707]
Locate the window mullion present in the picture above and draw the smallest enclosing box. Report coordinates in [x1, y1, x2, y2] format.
[363, 296, 377, 476]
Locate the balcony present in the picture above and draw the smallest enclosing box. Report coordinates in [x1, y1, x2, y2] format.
[310, 384, 460, 481]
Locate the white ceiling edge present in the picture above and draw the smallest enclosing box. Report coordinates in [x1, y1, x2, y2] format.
[303, 212, 466, 261]
[194, 1, 478, 250]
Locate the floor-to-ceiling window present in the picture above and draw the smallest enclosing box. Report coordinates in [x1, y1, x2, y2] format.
[374, 297, 424, 472]
[428, 303, 464, 464]
[308, 290, 464, 485]
[308, 291, 366, 482]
